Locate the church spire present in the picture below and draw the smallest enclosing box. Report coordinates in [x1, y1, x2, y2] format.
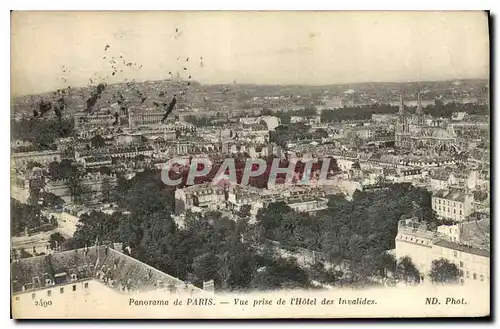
[399, 95, 405, 115]
[416, 91, 423, 115]
[415, 90, 425, 125]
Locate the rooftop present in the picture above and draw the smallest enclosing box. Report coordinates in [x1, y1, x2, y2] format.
[460, 218, 490, 250]
[11, 245, 200, 295]
[433, 239, 490, 258]
[287, 197, 326, 205]
[433, 189, 467, 203]
[397, 227, 439, 241]
[430, 170, 451, 181]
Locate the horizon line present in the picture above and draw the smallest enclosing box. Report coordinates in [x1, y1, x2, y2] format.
[11, 75, 489, 99]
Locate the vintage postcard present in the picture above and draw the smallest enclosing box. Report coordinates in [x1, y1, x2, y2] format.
[10, 11, 490, 319]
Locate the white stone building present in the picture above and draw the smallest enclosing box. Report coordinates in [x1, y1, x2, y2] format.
[395, 219, 490, 285]
[432, 189, 474, 222]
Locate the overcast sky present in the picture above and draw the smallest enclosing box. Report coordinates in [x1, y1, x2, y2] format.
[11, 11, 489, 96]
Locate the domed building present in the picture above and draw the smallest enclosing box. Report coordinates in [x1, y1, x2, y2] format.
[395, 93, 459, 154]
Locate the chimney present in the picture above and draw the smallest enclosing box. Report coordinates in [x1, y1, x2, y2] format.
[113, 242, 124, 253]
[203, 280, 215, 293]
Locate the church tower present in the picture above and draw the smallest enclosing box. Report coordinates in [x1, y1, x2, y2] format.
[395, 94, 409, 148]
[398, 95, 408, 133]
[415, 91, 425, 126]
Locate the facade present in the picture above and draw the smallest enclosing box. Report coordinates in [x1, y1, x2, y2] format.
[127, 109, 191, 129]
[174, 183, 226, 215]
[286, 197, 328, 213]
[79, 156, 113, 169]
[45, 174, 118, 204]
[385, 167, 423, 184]
[12, 150, 61, 168]
[429, 172, 458, 191]
[73, 113, 116, 131]
[129, 110, 167, 128]
[395, 219, 490, 285]
[11, 169, 46, 203]
[227, 185, 264, 221]
[239, 116, 280, 131]
[346, 127, 375, 140]
[371, 113, 398, 123]
[395, 93, 458, 154]
[431, 188, 474, 222]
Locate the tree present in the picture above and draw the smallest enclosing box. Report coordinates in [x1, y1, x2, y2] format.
[192, 252, 219, 286]
[313, 128, 328, 139]
[375, 252, 397, 279]
[50, 215, 58, 228]
[303, 106, 318, 117]
[309, 261, 340, 284]
[429, 258, 460, 284]
[236, 204, 252, 219]
[42, 192, 65, 208]
[73, 183, 93, 205]
[217, 251, 232, 290]
[64, 168, 82, 203]
[11, 199, 43, 236]
[26, 161, 44, 170]
[49, 232, 66, 250]
[72, 211, 121, 247]
[48, 161, 60, 180]
[397, 256, 421, 284]
[255, 201, 293, 241]
[58, 159, 77, 180]
[90, 135, 106, 148]
[98, 166, 112, 176]
[250, 257, 312, 291]
[18, 248, 33, 259]
[101, 176, 114, 202]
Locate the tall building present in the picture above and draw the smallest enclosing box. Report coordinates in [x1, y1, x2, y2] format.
[395, 93, 458, 154]
[395, 218, 489, 285]
[431, 188, 475, 222]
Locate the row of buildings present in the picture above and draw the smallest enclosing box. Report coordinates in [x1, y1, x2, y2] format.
[174, 182, 329, 220]
[395, 217, 489, 285]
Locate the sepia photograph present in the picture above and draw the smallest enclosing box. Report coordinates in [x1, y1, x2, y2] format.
[9, 10, 490, 319]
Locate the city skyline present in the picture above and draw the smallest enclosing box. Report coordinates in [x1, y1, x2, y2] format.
[11, 11, 489, 96]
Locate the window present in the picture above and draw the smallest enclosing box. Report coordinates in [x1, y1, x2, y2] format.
[47, 290, 51, 297]
[15, 296, 20, 301]
[459, 270, 464, 277]
[31, 293, 36, 300]
[480, 275, 484, 282]
[466, 271, 470, 278]
[460, 261, 464, 267]
[460, 210, 462, 215]
[60, 287, 64, 294]
[72, 285, 76, 291]
[453, 251, 458, 257]
[84, 282, 89, 289]
[453, 209, 456, 214]
[473, 273, 477, 280]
